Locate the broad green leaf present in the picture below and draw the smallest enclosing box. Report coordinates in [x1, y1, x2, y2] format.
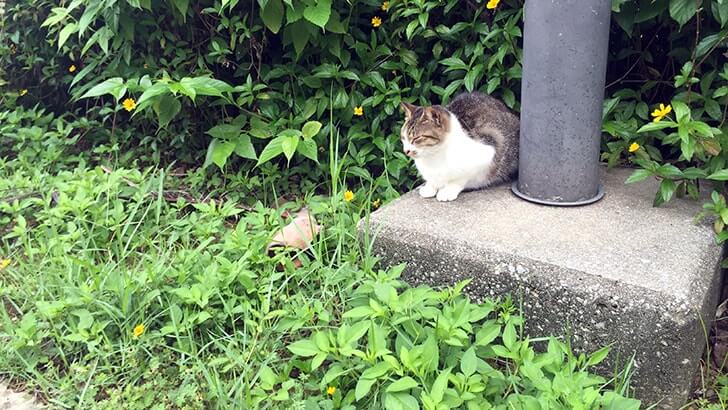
[384, 392, 419, 410]
[311, 352, 327, 370]
[475, 322, 501, 346]
[303, 0, 332, 28]
[325, 10, 347, 33]
[464, 65, 482, 92]
[708, 170, 728, 181]
[586, 345, 611, 367]
[287, 339, 321, 357]
[342, 306, 374, 319]
[172, 0, 190, 20]
[716, 1, 728, 27]
[361, 362, 392, 379]
[365, 72, 386, 92]
[257, 136, 285, 165]
[492, 344, 516, 359]
[659, 178, 677, 204]
[625, 169, 652, 184]
[655, 164, 683, 179]
[669, 0, 697, 27]
[520, 361, 549, 392]
[288, 21, 310, 56]
[42, 7, 71, 28]
[171, 81, 196, 101]
[635, 0, 668, 23]
[234, 134, 257, 160]
[261, 0, 284, 33]
[70, 60, 99, 88]
[153, 94, 181, 129]
[602, 391, 641, 410]
[671, 100, 691, 123]
[180, 77, 232, 98]
[386, 376, 419, 393]
[301, 121, 322, 139]
[80, 77, 127, 102]
[136, 82, 170, 109]
[73, 309, 94, 329]
[460, 346, 477, 377]
[682, 167, 707, 179]
[690, 121, 714, 138]
[296, 138, 318, 163]
[342, 321, 369, 347]
[421, 334, 439, 373]
[611, 0, 629, 12]
[203, 139, 235, 169]
[58, 23, 78, 49]
[281, 135, 299, 161]
[696, 32, 726, 58]
[680, 137, 695, 161]
[257, 365, 277, 389]
[502, 322, 516, 350]
[355, 377, 377, 401]
[430, 368, 451, 403]
[206, 124, 241, 140]
[637, 121, 677, 133]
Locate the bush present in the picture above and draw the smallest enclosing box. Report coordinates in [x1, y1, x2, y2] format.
[3, 1, 727, 230]
[0, 139, 638, 407]
[602, 1, 728, 240]
[2, 0, 525, 199]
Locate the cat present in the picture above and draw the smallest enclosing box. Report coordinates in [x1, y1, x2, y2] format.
[400, 91, 520, 202]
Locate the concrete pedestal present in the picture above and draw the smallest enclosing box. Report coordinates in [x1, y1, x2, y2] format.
[361, 168, 724, 408]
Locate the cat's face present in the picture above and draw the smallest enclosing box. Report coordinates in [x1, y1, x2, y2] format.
[400, 102, 450, 159]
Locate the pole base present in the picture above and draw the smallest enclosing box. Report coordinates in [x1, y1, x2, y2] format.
[510, 181, 604, 207]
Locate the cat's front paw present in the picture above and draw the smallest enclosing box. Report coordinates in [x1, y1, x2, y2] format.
[419, 184, 437, 198]
[436, 186, 463, 202]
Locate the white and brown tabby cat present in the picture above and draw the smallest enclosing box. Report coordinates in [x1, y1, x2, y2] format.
[400, 91, 519, 202]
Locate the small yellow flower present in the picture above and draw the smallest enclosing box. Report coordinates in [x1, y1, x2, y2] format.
[122, 98, 137, 112]
[373, 198, 381, 209]
[344, 190, 355, 202]
[326, 386, 336, 396]
[371, 16, 382, 27]
[354, 106, 364, 116]
[133, 324, 145, 338]
[0, 259, 10, 270]
[68, 64, 77, 73]
[628, 142, 640, 153]
[381, 1, 390, 11]
[19, 89, 28, 96]
[486, 0, 500, 9]
[651, 103, 672, 123]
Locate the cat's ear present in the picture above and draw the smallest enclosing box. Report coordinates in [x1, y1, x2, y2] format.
[400, 102, 417, 120]
[426, 106, 447, 127]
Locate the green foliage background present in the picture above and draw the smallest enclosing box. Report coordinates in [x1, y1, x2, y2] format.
[3, 0, 728, 217]
[1, 0, 728, 408]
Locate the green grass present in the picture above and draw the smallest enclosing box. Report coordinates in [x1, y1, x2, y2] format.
[0, 113, 641, 409]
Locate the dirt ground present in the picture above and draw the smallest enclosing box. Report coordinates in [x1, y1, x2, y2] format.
[0, 384, 41, 410]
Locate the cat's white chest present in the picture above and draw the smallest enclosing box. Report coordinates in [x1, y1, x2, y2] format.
[414, 131, 496, 189]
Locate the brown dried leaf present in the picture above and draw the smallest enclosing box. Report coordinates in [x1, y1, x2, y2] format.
[702, 139, 722, 156]
[267, 208, 321, 252]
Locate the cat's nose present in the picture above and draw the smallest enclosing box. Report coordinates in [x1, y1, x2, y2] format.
[405, 150, 417, 158]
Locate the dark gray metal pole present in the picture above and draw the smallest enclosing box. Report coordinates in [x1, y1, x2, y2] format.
[512, 0, 611, 206]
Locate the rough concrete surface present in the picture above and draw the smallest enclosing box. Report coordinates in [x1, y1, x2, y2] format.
[0, 384, 42, 410]
[361, 167, 724, 409]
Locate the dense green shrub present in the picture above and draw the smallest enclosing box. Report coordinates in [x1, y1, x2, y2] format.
[3, 1, 728, 225]
[2, 0, 524, 200]
[0, 128, 638, 407]
[603, 1, 728, 236]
